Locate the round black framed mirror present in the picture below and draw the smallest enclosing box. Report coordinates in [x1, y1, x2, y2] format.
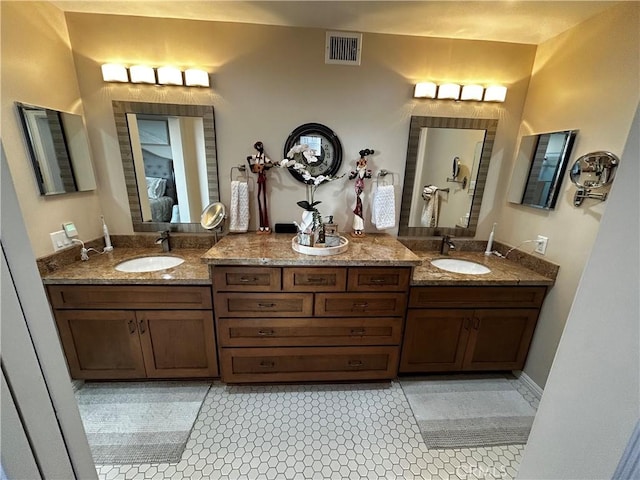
[283, 123, 342, 184]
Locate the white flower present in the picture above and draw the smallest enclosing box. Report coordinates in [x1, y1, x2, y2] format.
[302, 150, 318, 163]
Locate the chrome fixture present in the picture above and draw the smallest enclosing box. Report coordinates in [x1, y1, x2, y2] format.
[155, 231, 171, 252]
[440, 235, 456, 255]
[569, 151, 620, 206]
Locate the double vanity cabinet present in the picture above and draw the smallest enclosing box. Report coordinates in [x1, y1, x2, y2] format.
[42, 234, 555, 384]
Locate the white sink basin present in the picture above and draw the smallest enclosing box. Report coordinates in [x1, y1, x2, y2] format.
[115, 255, 185, 273]
[430, 258, 491, 275]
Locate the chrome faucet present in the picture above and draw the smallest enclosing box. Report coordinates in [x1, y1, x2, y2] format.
[155, 231, 171, 252]
[440, 235, 455, 255]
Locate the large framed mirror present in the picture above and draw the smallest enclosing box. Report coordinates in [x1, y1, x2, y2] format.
[398, 116, 498, 237]
[112, 101, 220, 233]
[507, 129, 577, 209]
[16, 102, 96, 195]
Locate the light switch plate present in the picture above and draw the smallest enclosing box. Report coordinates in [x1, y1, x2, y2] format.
[50, 230, 74, 251]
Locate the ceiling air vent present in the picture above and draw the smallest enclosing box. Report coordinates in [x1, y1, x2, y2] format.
[325, 31, 362, 66]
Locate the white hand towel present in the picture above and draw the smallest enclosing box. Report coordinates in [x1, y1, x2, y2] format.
[421, 185, 439, 227]
[372, 184, 396, 230]
[229, 180, 249, 232]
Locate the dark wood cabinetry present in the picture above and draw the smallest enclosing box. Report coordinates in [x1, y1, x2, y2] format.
[49, 285, 217, 379]
[400, 286, 546, 373]
[213, 266, 410, 383]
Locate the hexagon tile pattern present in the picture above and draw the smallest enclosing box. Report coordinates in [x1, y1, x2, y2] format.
[95, 378, 538, 479]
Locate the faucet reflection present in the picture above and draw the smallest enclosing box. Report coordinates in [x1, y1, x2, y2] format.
[440, 235, 456, 255]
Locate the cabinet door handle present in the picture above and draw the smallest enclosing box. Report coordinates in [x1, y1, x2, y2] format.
[138, 319, 146, 334]
[257, 329, 275, 336]
[473, 317, 480, 329]
[353, 302, 369, 308]
[128, 320, 136, 334]
[350, 328, 366, 335]
[257, 302, 275, 308]
[348, 360, 364, 367]
[259, 360, 275, 368]
[464, 318, 470, 330]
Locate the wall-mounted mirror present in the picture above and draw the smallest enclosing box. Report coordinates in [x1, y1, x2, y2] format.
[570, 150, 619, 206]
[507, 130, 577, 209]
[112, 101, 220, 233]
[16, 102, 96, 195]
[398, 116, 498, 237]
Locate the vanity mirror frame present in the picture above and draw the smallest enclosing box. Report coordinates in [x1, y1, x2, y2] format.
[398, 116, 498, 237]
[112, 101, 220, 233]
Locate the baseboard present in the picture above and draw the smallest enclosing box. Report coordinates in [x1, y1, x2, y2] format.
[514, 371, 543, 400]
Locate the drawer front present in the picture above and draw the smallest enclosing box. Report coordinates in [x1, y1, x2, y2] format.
[282, 267, 347, 292]
[218, 317, 402, 347]
[47, 285, 212, 310]
[347, 267, 411, 292]
[215, 293, 313, 317]
[213, 267, 281, 291]
[219, 346, 399, 383]
[409, 286, 547, 309]
[315, 293, 407, 317]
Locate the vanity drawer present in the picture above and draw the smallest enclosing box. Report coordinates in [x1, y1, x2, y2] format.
[47, 285, 212, 310]
[215, 293, 313, 317]
[347, 267, 411, 292]
[282, 267, 347, 292]
[409, 286, 547, 309]
[217, 317, 403, 347]
[219, 346, 399, 383]
[212, 267, 281, 291]
[315, 293, 407, 317]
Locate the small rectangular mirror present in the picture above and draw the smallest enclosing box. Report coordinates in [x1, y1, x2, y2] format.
[508, 129, 577, 209]
[16, 102, 96, 195]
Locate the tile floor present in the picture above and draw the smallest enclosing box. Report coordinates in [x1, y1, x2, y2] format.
[94, 376, 539, 480]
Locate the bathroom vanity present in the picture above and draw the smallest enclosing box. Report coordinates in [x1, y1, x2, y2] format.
[41, 234, 556, 383]
[203, 234, 419, 383]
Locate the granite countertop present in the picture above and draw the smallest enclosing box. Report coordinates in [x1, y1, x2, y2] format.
[201, 233, 422, 267]
[41, 248, 211, 285]
[411, 250, 554, 286]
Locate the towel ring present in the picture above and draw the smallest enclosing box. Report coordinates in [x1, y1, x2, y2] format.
[230, 165, 248, 182]
[376, 169, 395, 186]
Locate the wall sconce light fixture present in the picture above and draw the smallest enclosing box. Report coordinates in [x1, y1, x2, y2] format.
[101, 64, 210, 88]
[414, 81, 507, 102]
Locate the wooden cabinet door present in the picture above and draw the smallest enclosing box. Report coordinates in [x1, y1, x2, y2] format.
[399, 309, 471, 373]
[462, 309, 539, 371]
[137, 310, 218, 378]
[54, 310, 146, 379]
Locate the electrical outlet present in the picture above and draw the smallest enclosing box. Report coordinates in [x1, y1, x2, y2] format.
[535, 235, 549, 255]
[50, 230, 74, 252]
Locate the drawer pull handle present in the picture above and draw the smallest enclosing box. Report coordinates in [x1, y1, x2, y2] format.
[259, 360, 275, 368]
[370, 278, 387, 284]
[128, 320, 136, 334]
[348, 360, 364, 367]
[473, 318, 480, 329]
[138, 319, 146, 334]
[464, 318, 471, 330]
[305, 277, 328, 284]
[239, 277, 257, 283]
[353, 302, 369, 308]
[350, 329, 366, 335]
[257, 303, 276, 308]
[257, 329, 275, 336]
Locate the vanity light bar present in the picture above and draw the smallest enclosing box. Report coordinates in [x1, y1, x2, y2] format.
[101, 64, 210, 88]
[414, 82, 507, 102]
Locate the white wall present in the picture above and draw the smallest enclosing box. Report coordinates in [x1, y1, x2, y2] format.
[64, 11, 535, 237]
[0, 1, 104, 257]
[494, 2, 640, 387]
[518, 103, 639, 479]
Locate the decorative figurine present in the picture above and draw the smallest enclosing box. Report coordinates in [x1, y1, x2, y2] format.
[246, 141, 274, 233]
[348, 149, 373, 236]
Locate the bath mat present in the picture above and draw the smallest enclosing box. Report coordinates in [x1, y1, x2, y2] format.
[75, 381, 210, 464]
[400, 375, 536, 448]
